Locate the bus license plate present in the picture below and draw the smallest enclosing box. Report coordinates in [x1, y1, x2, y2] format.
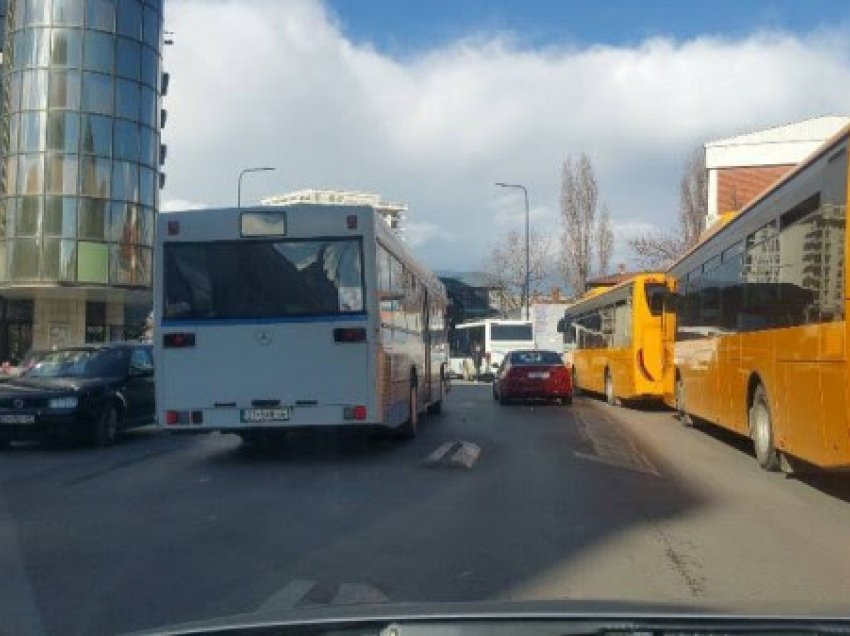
[241, 408, 290, 423]
[528, 372, 550, 379]
[0, 414, 35, 424]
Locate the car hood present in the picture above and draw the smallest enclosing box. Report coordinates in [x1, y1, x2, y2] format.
[0, 376, 116, 396]
[128, 599, 850, 636]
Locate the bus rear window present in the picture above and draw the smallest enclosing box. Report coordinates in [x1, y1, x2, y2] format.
[645, 283, 666, 316]
[490, 323, 533, 341]
[163, 238, 364, 320]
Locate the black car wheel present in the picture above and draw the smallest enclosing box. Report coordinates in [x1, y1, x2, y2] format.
[91, 403, 119, 448]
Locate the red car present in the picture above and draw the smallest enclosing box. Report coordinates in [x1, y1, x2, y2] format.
[493, 350, 572, 405]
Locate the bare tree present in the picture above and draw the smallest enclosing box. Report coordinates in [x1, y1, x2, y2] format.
[629, 146, 708, 269]
[596, 203, 613, 277]
[560, 154, 614, 295]
[485, 228, 554, 311]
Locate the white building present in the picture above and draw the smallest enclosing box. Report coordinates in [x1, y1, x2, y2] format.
[261, 189, 407, 233]
[704, 115, 850, 227]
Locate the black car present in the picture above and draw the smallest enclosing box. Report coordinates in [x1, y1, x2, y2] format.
[0, 343, 155, 448]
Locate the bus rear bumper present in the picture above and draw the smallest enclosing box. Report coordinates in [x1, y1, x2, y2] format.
[158, 404, 381, 432]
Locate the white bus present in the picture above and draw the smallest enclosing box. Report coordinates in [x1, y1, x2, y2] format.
[154, 204, 449, 442]
[448, 319, 534, 379]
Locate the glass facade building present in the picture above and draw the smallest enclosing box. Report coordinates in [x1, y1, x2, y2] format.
[0, 0, 163, 361]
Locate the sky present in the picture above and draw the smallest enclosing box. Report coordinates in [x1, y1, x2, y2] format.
[160, 0, 850, 283]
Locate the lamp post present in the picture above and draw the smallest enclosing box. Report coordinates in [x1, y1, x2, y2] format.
[495, 182, 530, 320]
[237, 167, 276, 208]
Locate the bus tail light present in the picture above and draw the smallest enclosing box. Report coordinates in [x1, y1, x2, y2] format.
[637, 348, 656, 381]
[334, 327, 366, 343]
[163, 332, 195, 348]
[343, 405, 367, 420]
[165, 410, 203, 425]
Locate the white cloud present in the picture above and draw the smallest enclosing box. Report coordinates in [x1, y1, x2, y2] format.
[404, 221, 456, 249]
[161, 0, 850, 274]
[161, 198, 210, 212]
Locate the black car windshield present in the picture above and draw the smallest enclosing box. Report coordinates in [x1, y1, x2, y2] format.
[510, 351, 563, 365]
[25, 349, 129, 379]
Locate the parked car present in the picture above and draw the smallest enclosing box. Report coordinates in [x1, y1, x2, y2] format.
[492, 349, 572, 405]
[0, 343, 155, 448]
[0, 349, 50, 381]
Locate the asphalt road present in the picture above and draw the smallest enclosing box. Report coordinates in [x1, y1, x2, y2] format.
[3, 383, 850, 635]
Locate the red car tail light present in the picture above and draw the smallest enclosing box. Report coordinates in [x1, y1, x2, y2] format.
[334, 327, 366, 343]
[343, 405, 367, 420]
[165, 410, 179, 425]
[163, 332, 195, 348]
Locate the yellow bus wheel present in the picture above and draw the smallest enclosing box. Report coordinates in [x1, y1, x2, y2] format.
[750, 385, 779, 471]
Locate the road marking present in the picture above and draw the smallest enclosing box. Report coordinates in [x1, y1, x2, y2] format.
[423, 441, 460, 465]
[331, 583, 389, 605]
[256, 579, 315, 613]
[449, 441, 482, 468]
[0, 487, 46, 636]
[423, 440, 481, 469]
[573, 410, 660, 476]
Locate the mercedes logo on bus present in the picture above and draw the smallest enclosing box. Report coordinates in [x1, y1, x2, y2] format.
[255, 330, 272, 346]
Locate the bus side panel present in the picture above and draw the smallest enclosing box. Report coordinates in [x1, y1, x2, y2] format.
[774, 325, 825, 462]
[717, 333, 747, 434]
[819, 321, 849, 466]
[609, 347, 634, 400]
[574, 350, 600, 394]
[678, 337, 719, 421]
[738, 329, 778, 432]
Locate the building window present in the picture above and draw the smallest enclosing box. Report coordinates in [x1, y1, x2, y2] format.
[81, 113, 112, 156]
[88, 0, 117, 32]
[79, 198, 109, 239]
[8, 238, 40, 280]
[80, 156, 111, 197]
[42, 238, 76, 281]
[50, 28, 83, 67]
[47, 112, 80, 152]
[83, 31, 116, 74]
[21, 69, 49, 110]
[117, 0, 143, 39]
[43, 197, 77, 237]
[117, 37, 142, 80]
[116, 79, 141, 121]
[48, 70, 82, 110]
[78, 241, 109, 283]
[114, 120, 139, 160]
[82, 72, 114, 115]
[46, 153, 79, 195]
[53, 0, 85, 27]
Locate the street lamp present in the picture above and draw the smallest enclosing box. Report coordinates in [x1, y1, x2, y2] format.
[495, 182, 530, 320]
[237, 167, 276, 208]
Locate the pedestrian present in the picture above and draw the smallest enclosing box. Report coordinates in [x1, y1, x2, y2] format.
[472, 344, 483, 382]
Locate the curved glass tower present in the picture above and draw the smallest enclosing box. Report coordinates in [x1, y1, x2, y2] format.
[0, 0, 163, 359]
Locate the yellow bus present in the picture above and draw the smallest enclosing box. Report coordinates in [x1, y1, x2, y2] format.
[560, 273, 673, 405]
[670, 124, 849, 471]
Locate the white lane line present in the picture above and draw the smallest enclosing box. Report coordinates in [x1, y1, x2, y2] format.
[0, 487, 46, 636]
[256, 579, 315, 613]
[331, 583, 389, 605]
